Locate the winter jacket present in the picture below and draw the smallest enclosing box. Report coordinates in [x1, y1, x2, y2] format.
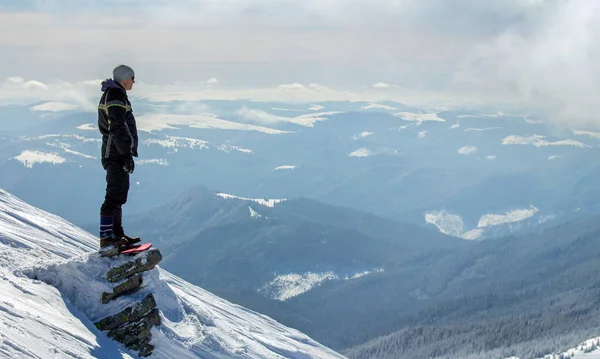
[98, 79, 139, 160]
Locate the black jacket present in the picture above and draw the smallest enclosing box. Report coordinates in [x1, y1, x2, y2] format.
[98, 79, 139, 160]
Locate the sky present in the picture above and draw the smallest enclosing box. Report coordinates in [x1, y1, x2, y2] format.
[1, 0, 599, 126]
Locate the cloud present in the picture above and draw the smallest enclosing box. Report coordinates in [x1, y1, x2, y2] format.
[1, 0, 598, 123]
[454, 0, 600, 126]
[30, 102, 78, 112]
[372, 82, 396, 89]
[235, 107, 289, 124]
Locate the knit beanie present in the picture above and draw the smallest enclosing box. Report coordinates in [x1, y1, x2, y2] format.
[113, 65, 135, 82]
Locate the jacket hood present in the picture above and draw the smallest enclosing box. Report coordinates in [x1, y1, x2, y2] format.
[101, 79, 126, 93]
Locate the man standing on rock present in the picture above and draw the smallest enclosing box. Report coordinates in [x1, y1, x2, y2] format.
[98, 64, 141, 249]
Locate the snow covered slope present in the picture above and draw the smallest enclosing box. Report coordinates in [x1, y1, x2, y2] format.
[0, 189, 346, 359]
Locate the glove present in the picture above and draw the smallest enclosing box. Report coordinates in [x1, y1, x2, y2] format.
[123, 155, 135, 175]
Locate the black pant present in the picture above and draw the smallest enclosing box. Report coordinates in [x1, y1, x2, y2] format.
[100, 158, 130, 219]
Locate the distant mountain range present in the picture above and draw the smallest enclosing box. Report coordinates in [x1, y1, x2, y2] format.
[3, 99, 600, 241]
[79, 186, 600, 358]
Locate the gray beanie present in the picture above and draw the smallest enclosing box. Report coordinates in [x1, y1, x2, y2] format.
[113, 65, 135, 82]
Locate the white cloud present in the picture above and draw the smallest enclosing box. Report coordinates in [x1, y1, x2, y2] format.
[204, 77, 219, 85]
[309, 104, 325, 111]
[362, 103, 397, 110]
[278, 83, 307, 91]
[372, 82, 396, 89]
[486, 155, 497, 160]
[22, 80, 48, 90]
[418, 131, 427, 139]
[2, 0, 599, 120]
[137, 113, 291, 134]
[573, 130, 600, 139]
[455, 0, 600, 127]
[6, 77, 24, 84]
[31, 102, 78, 112]
[235, 107, 342, 127]
[458, 146, 477, 155]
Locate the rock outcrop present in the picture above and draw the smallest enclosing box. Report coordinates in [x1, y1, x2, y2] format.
[95, 248, 163, 357]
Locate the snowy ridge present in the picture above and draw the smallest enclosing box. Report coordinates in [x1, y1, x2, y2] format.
[0, 189, 345, 358]
[216, 193, 287, 207]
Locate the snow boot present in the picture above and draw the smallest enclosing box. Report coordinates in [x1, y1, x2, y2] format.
[113, 209, 141, 245]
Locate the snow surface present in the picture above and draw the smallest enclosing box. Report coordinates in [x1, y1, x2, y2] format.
[144, 135, 253, 155]
[13, 150, 66, 168]
[464, 127, 502, 132]
[502, 135, 590, 148]
[216, 193, 287, 208]
[77, 124, 97, 131]
[137, 159, 169, 166]
[458, 146, 477, 155]
[46, 142, 96, 159]
[393, 112, 446, 125]
[418, 131, 427, 139]
[248, 206, 262, 218]
[351, 132, 374, 140]
[349, 148, 372, 157]
[477, 206, 539, 228]
[0, 189, 346, 359]
[137, 113, 292, 134]
[508, 336, 600, 358]
[260, 269, 385, 301]
[20, 134, 101, 144]
[273, 165, 296, 171]
[425, 206, 539, 240]
[424, 211, 465, 238]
